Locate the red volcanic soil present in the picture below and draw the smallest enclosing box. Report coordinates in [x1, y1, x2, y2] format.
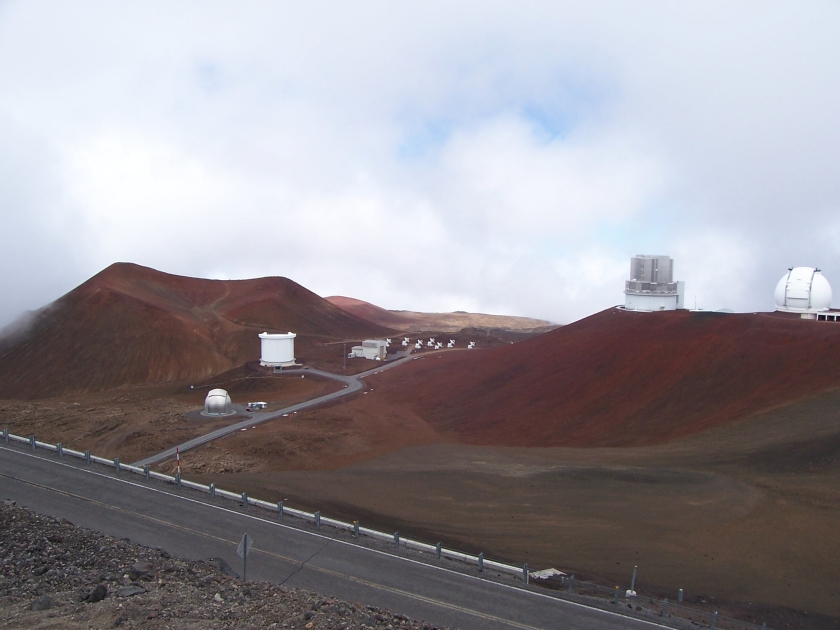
[326, 296, 411, 329]
[371, 308, 840, 447]
[0, 263, 389, 398]
[326, 296, 555, 334]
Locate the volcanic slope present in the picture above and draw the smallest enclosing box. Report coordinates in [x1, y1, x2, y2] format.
[326, 296, 555, 333]
[372, 308, 840, 447]
[0, 263, 388, 398]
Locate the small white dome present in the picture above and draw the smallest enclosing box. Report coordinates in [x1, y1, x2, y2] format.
[204, 388, 233, 416]
[774, 267, 832, 313]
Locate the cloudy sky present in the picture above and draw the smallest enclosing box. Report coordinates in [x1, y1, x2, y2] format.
[1, 1, 838, 327]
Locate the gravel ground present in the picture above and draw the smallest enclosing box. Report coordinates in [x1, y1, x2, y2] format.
[0, 500, 452, 630]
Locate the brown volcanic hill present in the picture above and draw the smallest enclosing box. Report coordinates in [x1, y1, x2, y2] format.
[372, 308, 840, 447]
[0, 263, 389, 398]
[325, 296, 411, 330]
[326, 296, 556, 333]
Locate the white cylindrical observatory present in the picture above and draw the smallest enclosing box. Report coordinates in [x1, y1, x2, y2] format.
[259, 332, 296, 367]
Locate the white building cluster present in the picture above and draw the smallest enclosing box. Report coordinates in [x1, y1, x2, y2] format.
[619, 255, 836, 321]
[347, 336, 476, 360]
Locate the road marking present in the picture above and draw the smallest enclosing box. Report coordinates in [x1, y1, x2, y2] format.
[316, 569, 546, 630]
[0, 445, 673, 629]
[0, 470, 544, 630]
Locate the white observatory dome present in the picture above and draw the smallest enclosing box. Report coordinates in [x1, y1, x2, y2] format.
[203, 388, 233, 416]
[774, 267, 832, 313]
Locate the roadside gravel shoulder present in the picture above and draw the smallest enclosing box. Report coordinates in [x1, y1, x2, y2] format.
[0, 500, 453, 630]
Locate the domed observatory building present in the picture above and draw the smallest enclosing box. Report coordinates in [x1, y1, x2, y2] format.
[203, 389, 234, 416]
[775, 267, 835, 320]
[624, 255, 686, 311]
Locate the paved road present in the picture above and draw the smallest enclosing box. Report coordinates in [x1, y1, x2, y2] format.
[134, 356, 415, 467]
[0, 444, 672, 630]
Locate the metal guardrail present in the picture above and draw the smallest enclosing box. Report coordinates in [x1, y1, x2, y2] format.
[1, 430, 528, 580]
[1, 428, 773, 629]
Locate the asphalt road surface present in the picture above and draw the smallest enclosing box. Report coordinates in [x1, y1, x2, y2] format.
[1, 444, 674, 630]
[134, 356, 415, 468]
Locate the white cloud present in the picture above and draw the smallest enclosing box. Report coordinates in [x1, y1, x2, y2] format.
[672, 229, 761, 313]
[0, 1, 838, 326]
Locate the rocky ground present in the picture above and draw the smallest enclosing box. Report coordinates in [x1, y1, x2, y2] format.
[0, 501, 452, 630]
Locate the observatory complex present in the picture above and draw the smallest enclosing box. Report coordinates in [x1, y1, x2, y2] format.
[775, 267, 837, 320]
[623, 255, 686, 311]
[259, 332, 296, 368]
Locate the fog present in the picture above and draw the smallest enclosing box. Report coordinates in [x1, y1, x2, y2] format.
[1, 1, 838, 326]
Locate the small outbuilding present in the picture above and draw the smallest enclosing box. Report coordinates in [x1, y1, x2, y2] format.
[349, 339, 387, 361]
[203, 389, 234, 416]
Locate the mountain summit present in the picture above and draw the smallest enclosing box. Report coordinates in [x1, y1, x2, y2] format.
[0, 263, 387, 397]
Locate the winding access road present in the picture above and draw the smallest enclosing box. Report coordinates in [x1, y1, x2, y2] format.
[133, 356, 415, 468]
[1, 443, 675, 630]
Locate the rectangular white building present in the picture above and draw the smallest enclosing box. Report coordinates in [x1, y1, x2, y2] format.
[349, 339, 387, 360]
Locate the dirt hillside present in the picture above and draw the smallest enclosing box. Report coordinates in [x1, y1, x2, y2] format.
[0, 263, 389, 398]
[326, 296, 556, 333]
[371, 308, 840, 447]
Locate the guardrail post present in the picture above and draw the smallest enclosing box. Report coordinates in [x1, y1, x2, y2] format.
[394, 531, 400, 548]
[478, 552, 484, 572]
[523, 564, 529, 584]
[242, 492, 248, 510]
[678, 588, 683, 602]
[114, 457, 120, 474]
[568, 575, 575, 593]
[210, 483, 216, 498]
[30, 435, 36, 451]
[661, 598, 668, 617]
[176, 472, 182, 490]
[85, 450, 91, 464]
[710, 611, 718, 628]
[277, 500, 283, 517]
[2, 428, 7, 443]
[57, 442, 63, 457]
[436, 542, 442, 559]
[315, 511, 320, 528]
[354, 520, 359, 539]
[614, 586, 620, 604]
[144, 465, 150, 481]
